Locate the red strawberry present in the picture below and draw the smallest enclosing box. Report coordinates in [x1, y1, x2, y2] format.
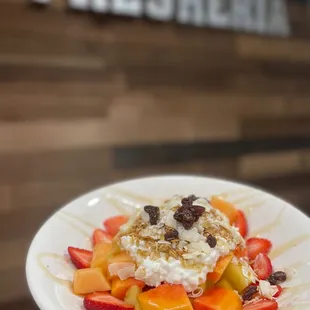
[246, 238, 272, 261]
[252, 253, 273, 280]
[84, 292, 133, 310]
[243, 299, 278, 310]
[273, 285, 283, 298]
[103, 215, 129, 236]
[234, 209, 248, 238]
[68, 247, 92, 269]
[92, 229, 113, 246]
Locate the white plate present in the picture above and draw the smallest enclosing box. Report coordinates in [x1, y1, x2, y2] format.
[26, 175, 310, 310]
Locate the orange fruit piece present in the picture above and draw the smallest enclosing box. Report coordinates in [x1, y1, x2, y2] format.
[194, 287, 242, 310]
[73, 267, 111, 295]
[104, 215, 129, 236]
[138, 284, 193, 310]
[207, 253, 233, 283]
[210, 196, 238, 224]
[111, 277, 145, 300]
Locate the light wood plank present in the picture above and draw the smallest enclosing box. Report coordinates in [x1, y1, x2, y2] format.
[238, 151, 306, 179]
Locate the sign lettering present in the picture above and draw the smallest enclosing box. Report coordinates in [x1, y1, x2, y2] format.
[32, 0, 290, 36]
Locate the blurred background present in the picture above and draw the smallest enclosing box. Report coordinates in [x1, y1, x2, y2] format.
[0, 0, 310, 308]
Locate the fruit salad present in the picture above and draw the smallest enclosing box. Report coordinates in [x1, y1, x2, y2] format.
[67, 195, 287, 310]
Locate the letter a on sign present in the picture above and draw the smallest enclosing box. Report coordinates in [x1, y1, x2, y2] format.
[177, 0, 205, 26]
[146, 0, 174, 21]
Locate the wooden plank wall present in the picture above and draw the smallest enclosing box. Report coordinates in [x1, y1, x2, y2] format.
[0, 0, 310, 306]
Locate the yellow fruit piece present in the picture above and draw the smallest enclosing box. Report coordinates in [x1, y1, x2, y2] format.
[73, 267, 111, 295]
[124, 285, 142, 310]
[199, 280, 214, 292]
[215, 278, 233, 290]
[222, 261, 250, 293]
[208, 253, 233, 283]
[91, 243, 112, 271]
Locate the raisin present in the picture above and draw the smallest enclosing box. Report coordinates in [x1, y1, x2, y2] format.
[181, 195, 198, 206]
[206, 234, 217, 248]
[144, 205, 160, 225]
[268, 271, 287, 285]
[190, 205, 205, 217]
[242, 285, 258, 301]
[174, 206, 195, 230]
[164, 228, 179, 241]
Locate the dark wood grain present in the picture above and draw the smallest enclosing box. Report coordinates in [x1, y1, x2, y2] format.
[0, 0, 310, 305]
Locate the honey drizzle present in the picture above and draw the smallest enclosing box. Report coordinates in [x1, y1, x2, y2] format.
[111, 188, 154, 204]
[37, 253, 72, 288]
[269, 235, 310, 259]
[57, 214, 90, 237]
[61, 210, 96, 229]
[251, 207, 285, 237]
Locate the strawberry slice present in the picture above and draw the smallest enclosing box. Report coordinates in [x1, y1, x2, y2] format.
[252, 253, 273, 280]
[92, 229, 113, 246]
[68, 247, 92, 269]
[234, 209, 248, 238]
[104, 215, 129, 236]
[273, 285, 283, 298]
[84, 292, 133, 310]
[243, 299, 278, 310]
[246, 237, 272, 261]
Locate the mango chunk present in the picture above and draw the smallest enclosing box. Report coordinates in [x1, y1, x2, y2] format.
[215, 278, 233, 290]
[124, 285, 143, 310]
[194, 287, 242, 310]
[108, 251, 135, 265]
[199, 279, 214, 292]
[73, 267, 111, 295]
[208, 253, 233, 283]
[210, 196, 238, 224]
[91, 242, 112, 271]
[138, 284, 193, 310]
[222, 261, 250, 293]
[111, 277, 145, 300]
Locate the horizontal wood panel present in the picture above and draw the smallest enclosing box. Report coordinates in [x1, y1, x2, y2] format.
[1, 0, 310, 305]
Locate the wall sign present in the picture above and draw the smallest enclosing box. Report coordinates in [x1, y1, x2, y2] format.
[33, 0, 290, 36]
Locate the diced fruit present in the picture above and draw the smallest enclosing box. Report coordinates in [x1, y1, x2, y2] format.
[138, 284, 193, 310]
[91, 242, 113, 271]
[112, 278, 145, 300]
[124, 285, 142, 310]
[194, 287, 242, 310]
[252, 253, 272, 280]
[73, 267, 111, 295]
[108, 251, 135, 265]
[104, 215, 129, 236]
[208, 253, 233, 283]
[246, 238, 272, 261]
[234, 210, 248, 238]
[215, 278, 233, 290]
[68, 247, 92, 269]
[84, 292, 134, 310]
[234, 247, 248, 259]
[273, 285, 283, 298]
[199, 280, 214, 292]
[210, 196, 238, 224]
[92, 229, 113, 246]
[242, 299, 278, 310]
[223, 261, 250, 293]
